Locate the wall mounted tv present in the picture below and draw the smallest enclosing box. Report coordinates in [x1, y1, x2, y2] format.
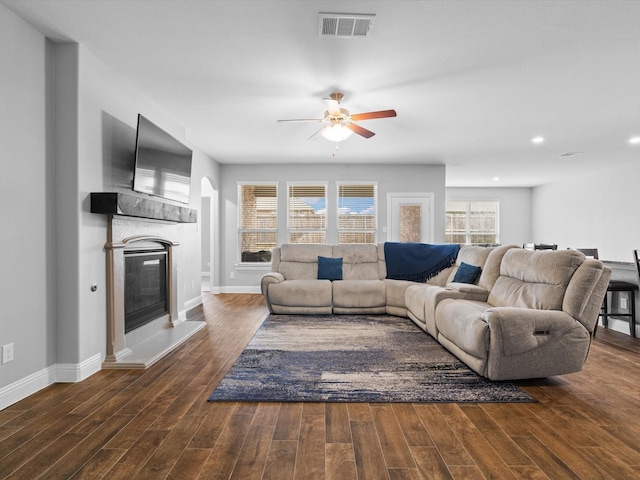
[133, 114, 193, 204]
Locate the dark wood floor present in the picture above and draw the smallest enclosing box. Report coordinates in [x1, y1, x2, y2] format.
[1, 293, 640, 479]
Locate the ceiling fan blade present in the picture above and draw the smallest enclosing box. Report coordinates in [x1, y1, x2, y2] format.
[324, 98, 341, 116]
[307, 126, 327, 141]
[350, 109, 397, 121]
[277, 118, 325, 123]
[346, 123, 375, 139]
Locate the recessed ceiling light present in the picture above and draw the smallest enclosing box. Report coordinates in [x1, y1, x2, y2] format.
[493, 177, 500, 181]
[531, 136, 545, 144]
[629, 136, 640, 145]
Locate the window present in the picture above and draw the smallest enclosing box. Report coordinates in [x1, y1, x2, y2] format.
[445, 201, 499, 244]
[337, 183, 377, 244]
[237, 183, 278, 263]
[288, 183, 327, 243]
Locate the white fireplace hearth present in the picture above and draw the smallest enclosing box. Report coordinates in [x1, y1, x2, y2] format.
[102, 215, 205, 368]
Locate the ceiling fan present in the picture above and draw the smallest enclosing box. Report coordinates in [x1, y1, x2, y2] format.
[277, 92, 397, 142]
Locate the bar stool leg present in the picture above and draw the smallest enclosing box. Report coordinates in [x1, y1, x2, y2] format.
[602, 294, 609, 329]
[631, 291, 636, 338]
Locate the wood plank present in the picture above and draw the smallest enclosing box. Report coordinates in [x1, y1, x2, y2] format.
[103, 430, 170, 479]
[351, 421, 389, 480]
[133, 414, 206, 479]
[273, 403, 303, 441]
[410, 446, 453, 480]
[229, 424, 275, 480]
[263, 440, 297, 480]
[512, 435, 581, 480]
[326, 403, 352, 444]
[460, 404, 532, 466]
[166, 448, 211, 480]
[413, 404, 474, 466]
[197, 412, 255, 480]
[371, 404, 415, 468]
[391, 404, 434, 447]
[294, 414, 325, 480]
[326, 443, 357, 480]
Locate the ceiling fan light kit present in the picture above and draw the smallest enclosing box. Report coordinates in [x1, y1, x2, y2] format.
[278, 91, 396, 146]
[322, 124, 354, 142]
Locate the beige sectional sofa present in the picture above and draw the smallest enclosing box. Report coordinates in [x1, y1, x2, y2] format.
[261, 243, 611, 380]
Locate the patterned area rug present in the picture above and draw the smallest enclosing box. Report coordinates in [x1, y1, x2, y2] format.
[208, 314, 535, 403]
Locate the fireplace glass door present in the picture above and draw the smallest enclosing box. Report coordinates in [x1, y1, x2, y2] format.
[124, 249, 168, 333]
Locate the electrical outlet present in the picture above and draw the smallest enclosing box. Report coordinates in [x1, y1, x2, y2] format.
[2, 343, 14, 364]
[191, 280, 195, 289]
[230, 272, 235, 279]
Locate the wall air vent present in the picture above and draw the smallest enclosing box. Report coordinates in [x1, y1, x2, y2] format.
[319, 13, 375, 38]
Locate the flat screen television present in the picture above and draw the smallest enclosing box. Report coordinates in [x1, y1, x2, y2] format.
[133, 114, 193, 204]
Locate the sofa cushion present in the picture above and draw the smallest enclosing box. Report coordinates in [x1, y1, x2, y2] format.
[333, 280, 386, 308]
[436, 299, 490, 360]
[279, 244, 333, 280]
[334, 244, 380, 280]
[452, 262, 482, 284]
[268, 279, 332, 307]
[488, 249, 583, 310]
[318, 256, 343, 281]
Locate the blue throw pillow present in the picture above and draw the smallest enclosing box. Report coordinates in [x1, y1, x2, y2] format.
[317, 256, 343, 281]
[452, 262, 482, 284]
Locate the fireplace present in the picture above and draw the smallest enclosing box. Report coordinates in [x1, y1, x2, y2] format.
[98, 214, 205, 368]
[124, 248, 168, 333]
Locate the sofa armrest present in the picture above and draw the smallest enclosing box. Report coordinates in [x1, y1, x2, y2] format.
[261, 272, 285, 296]
[481, 307, 585, 356]
[447, 283, 490, 302]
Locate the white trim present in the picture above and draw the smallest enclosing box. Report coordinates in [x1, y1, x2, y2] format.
[0, 354, 102, 410]
[219, 285, 261, 294]
[0, 365, 56, 411]
[236, 263, 272, 272]
[55, 353, 102, 383]
[387, 192, 435, 243]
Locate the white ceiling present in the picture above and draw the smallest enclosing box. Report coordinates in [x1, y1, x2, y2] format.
[4, 0, 640, 187]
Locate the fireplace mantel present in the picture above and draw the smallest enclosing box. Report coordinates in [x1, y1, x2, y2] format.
[91, 192, 197, 223]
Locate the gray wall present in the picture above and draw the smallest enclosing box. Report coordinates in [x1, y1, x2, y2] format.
[532, 163, 640, 263]
[0, 5, 55, 392]
[0, 4, 221, 406]
[219, 163, 446, 291]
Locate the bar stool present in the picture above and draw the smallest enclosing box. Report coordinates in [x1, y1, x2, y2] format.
[601, 280, 637, 338]
[577, 248, 637, 338]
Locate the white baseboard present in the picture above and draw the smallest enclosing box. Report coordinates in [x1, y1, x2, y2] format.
[55, 353, 102, 383]
[0, 353, 102, 410]
[178, 294, 203, 322]
[218, 286, 261, 294]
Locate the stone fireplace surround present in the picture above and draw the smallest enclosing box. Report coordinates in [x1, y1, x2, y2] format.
[93, 193, 205, 368]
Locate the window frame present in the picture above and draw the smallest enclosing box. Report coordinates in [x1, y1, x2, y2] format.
[445, 200, 500, 245]
[336, 181, 378, 244]
[287, 181, 328, 244]
[236, 181, 279, 265]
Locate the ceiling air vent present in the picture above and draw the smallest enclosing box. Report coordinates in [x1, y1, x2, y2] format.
[319, 13, 375, 38]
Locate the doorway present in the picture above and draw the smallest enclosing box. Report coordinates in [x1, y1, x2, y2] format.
[387, 193, 434, 243]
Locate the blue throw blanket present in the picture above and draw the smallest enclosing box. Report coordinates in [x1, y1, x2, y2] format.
[384, 242, 460, 282]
